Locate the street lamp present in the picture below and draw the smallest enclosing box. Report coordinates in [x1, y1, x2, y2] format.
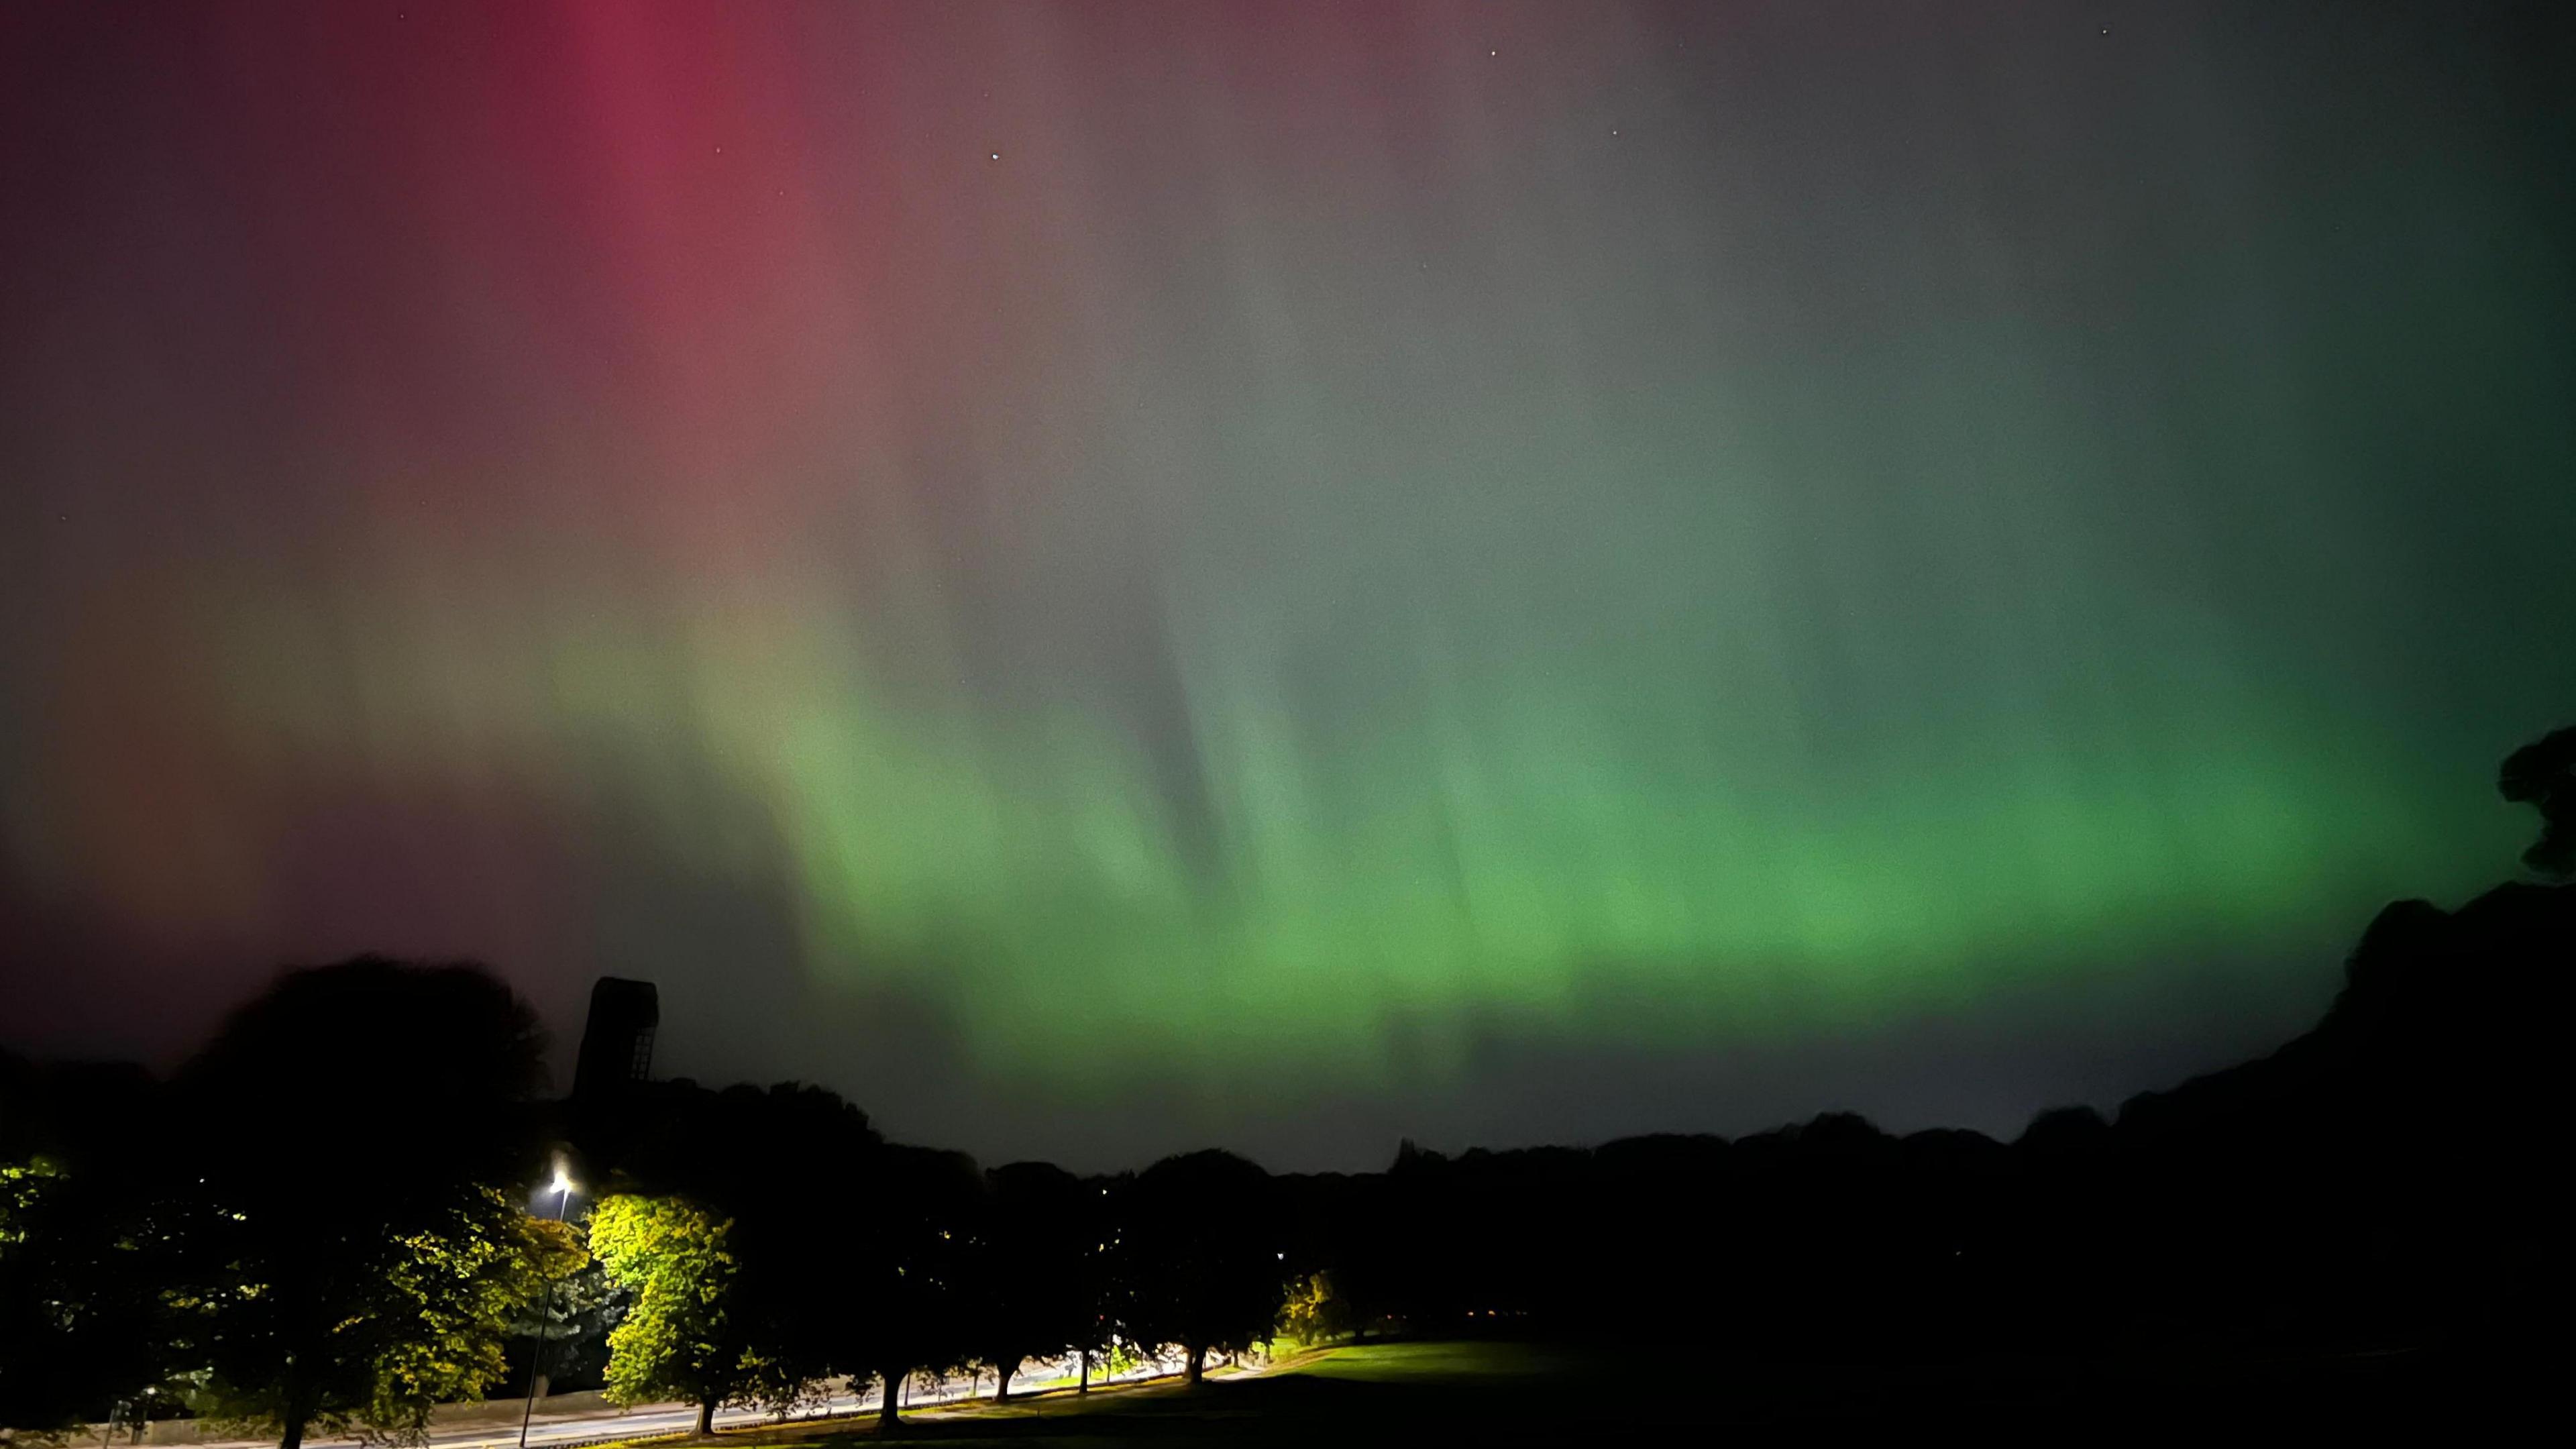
[517, 1162, 577, 1449]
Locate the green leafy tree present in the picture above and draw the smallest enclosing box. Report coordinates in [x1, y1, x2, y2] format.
[166, 958, 555, 1449]
[177, 1187, 571, 1448]
[1275, 1271, 1348, 1346]
[506, 1248, 623, 1394]
[354, 1194, 580, 1429]
[586, 1195, 747, 1434]
[613, 1085, 962, 1428]
[596, 1083, 882, 1421]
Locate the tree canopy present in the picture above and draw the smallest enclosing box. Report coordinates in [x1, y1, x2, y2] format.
[841, 1144, 984, 1425]
[2500, 722, 2576, 879]
[967, 1161, 1099, 1399]
[586, 1193, 751, 1434]
[165, 959, 559, 1449]
[1117, 1150, 1284, 1383]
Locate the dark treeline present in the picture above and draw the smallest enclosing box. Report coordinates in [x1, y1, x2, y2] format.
[3, 727, 2569, 1443]
[1311, 873, 2566, 1356]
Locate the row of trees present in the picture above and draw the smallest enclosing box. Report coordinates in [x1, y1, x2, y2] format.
[572, 1081, 1286, 1432]
[5, 724, 2569, 1442]
[0, 966, 1294, 1446]
[10, 873, 2561, 1444]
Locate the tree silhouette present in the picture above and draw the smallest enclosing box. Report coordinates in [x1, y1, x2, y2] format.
[967, 1161, 1095, 1399]
[2499, 722, 2576, 879]
[842, 1143, 982, 1427]
[1118, 1150, 1283, 1385]
[166, 959, 557, 1449]
[0, 1058, 171, 1435]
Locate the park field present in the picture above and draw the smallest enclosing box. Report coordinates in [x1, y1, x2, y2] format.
[684, 1336, 2540, 1444]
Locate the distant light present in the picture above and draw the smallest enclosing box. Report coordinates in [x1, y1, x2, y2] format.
[551, 1164, 576, 1197]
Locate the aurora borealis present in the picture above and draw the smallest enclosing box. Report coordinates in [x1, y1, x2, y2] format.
[3, 3, 2571, 1169]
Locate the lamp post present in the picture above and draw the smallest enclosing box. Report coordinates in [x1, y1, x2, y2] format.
[517, 1165, 577, 1449]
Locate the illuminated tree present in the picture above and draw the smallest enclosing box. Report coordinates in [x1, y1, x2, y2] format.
[600, 1083, 881, 1419]
[1275, 1271, 1346, 1346]
[505, 1249, 622, 1399]
[586, 1195, 748, 1434]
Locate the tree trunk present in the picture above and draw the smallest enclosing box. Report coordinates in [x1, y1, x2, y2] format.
[277, 1417, 305, 1449]
[994, 1356, 1018, 1401]
[1184, 1342, 1205, 1385]
[1077, 1349, 1089, 1393]
[877, 1371, 902, 1428]
[694, 1401, 714, 1437]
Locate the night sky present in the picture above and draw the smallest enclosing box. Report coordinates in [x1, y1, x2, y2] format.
[3, 3, 2570, 1171]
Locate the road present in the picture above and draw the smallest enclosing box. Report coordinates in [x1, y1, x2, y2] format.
[177, 1352, 1201, 1449]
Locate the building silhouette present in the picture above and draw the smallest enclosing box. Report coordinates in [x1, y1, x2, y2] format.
[573, 977, 659, 1099]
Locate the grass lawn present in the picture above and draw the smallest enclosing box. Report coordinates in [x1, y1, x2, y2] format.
[672, 1336, 2533, 1444]
[672, 1342, 1571, 1446]
[1282, 1340, 1570, 1383]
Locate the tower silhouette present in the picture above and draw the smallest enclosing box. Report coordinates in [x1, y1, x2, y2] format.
[572, 977, 659, 1100]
